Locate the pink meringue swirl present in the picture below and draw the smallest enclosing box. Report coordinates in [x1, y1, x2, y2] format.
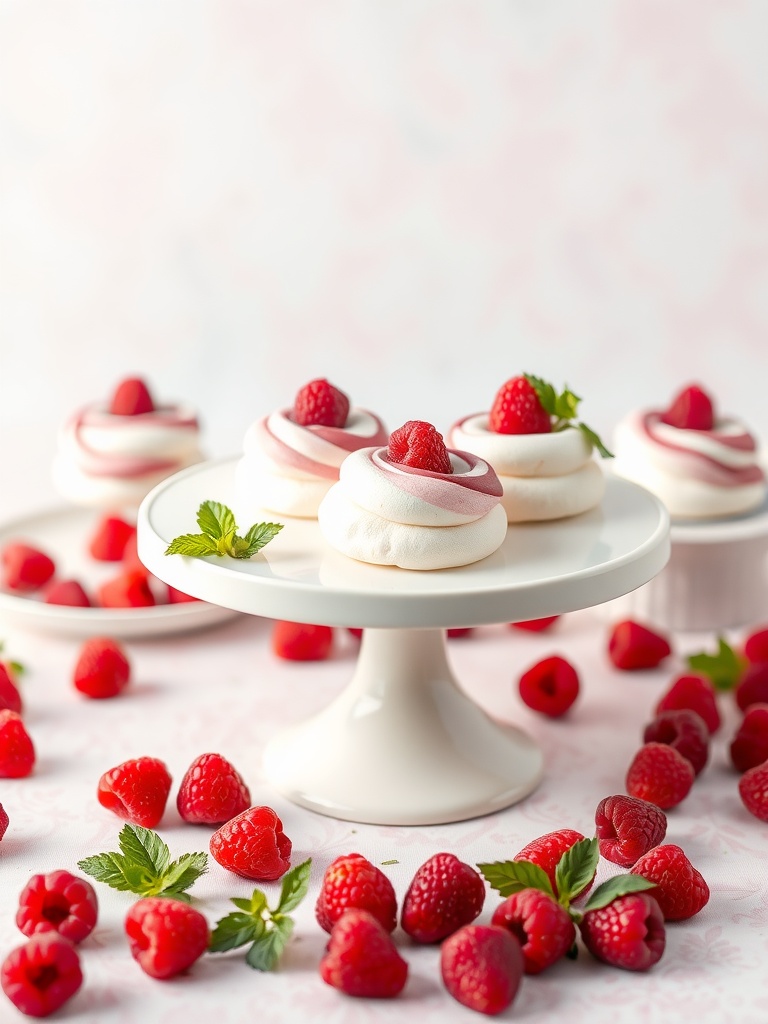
[369, 447, 503, 519]
[641, 412, 765, 489]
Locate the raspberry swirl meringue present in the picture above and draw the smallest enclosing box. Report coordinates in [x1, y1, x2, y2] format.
[613, 409, 766, 519]
[235, 407, 388, 519]
[448, 414, 605, 523]
[317, 446, 507, 570]
[53, 381, 203, 509]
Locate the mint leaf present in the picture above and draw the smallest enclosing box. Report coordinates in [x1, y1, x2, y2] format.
[578, 422, 614, 459]
[76, 852, 143, 893]
[241, 522, 284, 558]
[209, 859, 311, 970]
[118, 824, 169, 877]
[554, 838, 599, 906]
[78, 827, 207, 900]
[582, 874, 657, 914]
[523, 373, 612, 458]
[245, 917, 294, 972]
[8, 661, 24, 678]
[197, 500, 236, 541]
[477, 859, 554, 899]
[276, 859, 312, 915]
[166, 501, 283, 561]
[687, 637, 746, 692]
[165, 533, 219, 557]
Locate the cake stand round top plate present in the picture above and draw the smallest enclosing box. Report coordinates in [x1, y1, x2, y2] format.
[137, 458, 670, 629]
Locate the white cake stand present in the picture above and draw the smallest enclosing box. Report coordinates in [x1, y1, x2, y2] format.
[137, 458, 669, 826]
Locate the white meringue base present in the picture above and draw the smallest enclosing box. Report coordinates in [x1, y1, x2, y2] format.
[318, 487, 509, 570]
[52, 454, 202, 510]
[611, 460, 765, 519]
[500, 460, 606, 523]
[235, 458, 330, 519]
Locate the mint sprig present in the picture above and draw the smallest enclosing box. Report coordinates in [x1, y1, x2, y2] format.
[580, 874, 657, 915]
[0, 641, 24, 679]
[476, 859, 554, 900]
[165, 500, 283, 560]
[77, 824, 208, 902]
[479, 838, 598, 910]
[686, 636, 746, 692]
[524, 373, 613, 458]
[209, 859, 311, 971]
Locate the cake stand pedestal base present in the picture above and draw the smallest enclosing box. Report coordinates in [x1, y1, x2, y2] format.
[263, 627, 543, 825]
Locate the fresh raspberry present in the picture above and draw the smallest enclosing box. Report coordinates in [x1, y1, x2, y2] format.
[743, 625, 768, 664]
[125, 897, 209, 979]
[16, 871, 98, 944]
[630, 844, 710, 921]
[447, 627, 474, 638]
[109, 377, 155, 416]
[1, 933, 83, 1018]
[656, 673, 721, 734]
[0, 710, 35, 778]
[347, 628, 363, 640]
[0, 802, 8, 840]
[271, 621, 333, 661]
[210, 805, 292, 880]
[97, 756, 171, 828]
[167, 585, 200, 603]
[659, 384, 715, 431]
[489, 377, 552, 435]
[43, 580, 91, 607]
[88, 514, 136, 561]
[510, 615, 560, 632]
[292, 378, 350, 428]
[626, 742, 695, 809]
[735, 662, 768, 711]
[491, 888, 575, 974]
[316, 853, 397, 934]
[73, 637, 131, 699]
[400, 853, 485, 944]
[730, 704, 768, 772]
[518, 654, 579, 717]
[642, 708, 709, 776]
[607, 619, 671, 670]
[1, 543, 56, 593]
[579, 892, 665, 971]
[121, 531, 146, 575]
[594, 794, 667, 867]
[0, 663, 22, 714]
[387, 420, 453, 473]
[176, 752, 251, 825]
[440, 923, 524, 1016]
[738, 760, 768, 821]
[320, 909, 408, 999]
[97, 570, 156, 608]
[513, 829, 593, 898]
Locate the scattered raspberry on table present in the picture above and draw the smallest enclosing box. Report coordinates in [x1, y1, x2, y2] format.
[44, 579, 92, 607]
[491, 887, 575, 974]
[1, 542, 56, 593]
[643, 708, 709, 776]
[730, 703, 768, 772]
[595, 794, 667, 867]
[0, 663, 22, 714]
[73, 637, 131, 699]
[210, 805, 292, 880]
[0, 709, 35, 778]
[630, 844, 710, 921]
[316, 852, 397, 934]
[579, 892, 666, 971]
[97, 569, 156, 608]
[738, 760, 768, 822]
[88, 514, 136, 562]
[625, 742, 695, 810]
[1, 933, 83, 1017]
[400, 852, 485, 944]
[176, 752, 251, 825]
[513, 829, 592, 898]
[97, 756, 172, 828]
[656, 673, 721, 735]
[271, 621, 333, 661]
[320, 909, 408, 999]
[518, 654, 580, 717]
[125, 897, 209, 979]
[608, 619, 671, 670]
[440, 923, 524, 1015]
[16, 870, 98, 944]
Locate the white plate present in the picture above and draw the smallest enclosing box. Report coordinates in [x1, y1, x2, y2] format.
[0, 505, 239, 638]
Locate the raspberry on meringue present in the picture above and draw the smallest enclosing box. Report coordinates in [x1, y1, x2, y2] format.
[235, 379, 388, 519]
[52, 378, 203, 509]
[317, 428, 508, 571]
[613, 385, 766, 520]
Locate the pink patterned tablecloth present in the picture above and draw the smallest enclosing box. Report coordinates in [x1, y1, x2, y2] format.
[0, 601, 766, 1024]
